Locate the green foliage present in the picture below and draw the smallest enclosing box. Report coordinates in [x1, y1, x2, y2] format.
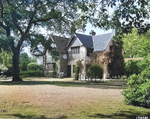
[19, 53, 31, 71]
[20, 70, 43, 78]
[124, 54, 150, 77]
[85, 1, 149, 34]
[109, 29, 124, 77]
[123, 28, 150, 58]
[123, 71, 150, 108]
[87, 64, 103, 79]
[120, 75, 127, 81]
[27, 63, 43, 71]
[73, 65, 78, 78]
[137, 54, 150, 72]
[0, 48, 12, 68]
[48, 49, 60, 63]
[20, 56, 43, 78]
[124, 60, 140, 76]
[0, 28, 11, 52]
[19, 53, 37, 71]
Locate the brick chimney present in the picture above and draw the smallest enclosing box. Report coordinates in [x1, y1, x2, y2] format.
[89, 30, 96, 36]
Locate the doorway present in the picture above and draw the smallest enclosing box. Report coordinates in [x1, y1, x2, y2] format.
[67, 65, 71, 77]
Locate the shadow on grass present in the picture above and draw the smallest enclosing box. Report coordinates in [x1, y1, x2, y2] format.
[2, 113, 67, 119]
[0, 80, 126, 89]
[88, 110, 150, 119]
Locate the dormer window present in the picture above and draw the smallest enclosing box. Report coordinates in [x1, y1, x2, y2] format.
[71, 47, 80, 54]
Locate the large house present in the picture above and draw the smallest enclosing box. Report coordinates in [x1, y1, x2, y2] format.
[36, 31, 115, 79]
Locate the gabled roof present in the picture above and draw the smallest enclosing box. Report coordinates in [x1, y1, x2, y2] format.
[67, 32, 114, 51]
[51, 35, 70, 53]
[93, 33, 114, 52]
[75, 33, 93, 48]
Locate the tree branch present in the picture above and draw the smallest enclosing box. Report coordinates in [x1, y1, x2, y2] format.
[25, 0, 37, 34]
[0, 0, 4, 18]
[12, 20, 24, 35]
[0, 22, 6, 29]
[25, 11, 37, 34]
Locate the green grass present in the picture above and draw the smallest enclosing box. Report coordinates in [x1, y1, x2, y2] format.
[0, 98, 150, 119]
[0, 78, 127, 89]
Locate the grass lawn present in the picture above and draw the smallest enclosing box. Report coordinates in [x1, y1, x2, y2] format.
[0, 78, 150, 119]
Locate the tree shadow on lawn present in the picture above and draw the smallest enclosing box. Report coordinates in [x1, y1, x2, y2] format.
[2, 113, 67, 119]
[88, 110, 150, 119]
[0, 80, 126, 89]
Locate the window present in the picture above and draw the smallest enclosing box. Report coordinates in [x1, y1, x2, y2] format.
[87, 48, 93, 56]
[71, 47, 80, 54]
[110, 46, 113, 51]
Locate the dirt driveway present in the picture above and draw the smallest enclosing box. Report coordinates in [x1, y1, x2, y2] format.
[0, 78, 125, 118]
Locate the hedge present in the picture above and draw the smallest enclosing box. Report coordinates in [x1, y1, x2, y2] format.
[20, 70, 43, 78]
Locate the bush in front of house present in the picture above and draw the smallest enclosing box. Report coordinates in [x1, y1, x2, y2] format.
[20, 70, 43, 78]
[122, 70, 150, 108]
[86, 64, 103, 79]
[27, 63, 43, 71]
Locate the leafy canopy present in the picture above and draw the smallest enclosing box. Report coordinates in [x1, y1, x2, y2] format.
[123, 28, 150, 58]
[0, 0, 85, 53]
[0, 48, 12, 69]
[81, 0, 150, 33]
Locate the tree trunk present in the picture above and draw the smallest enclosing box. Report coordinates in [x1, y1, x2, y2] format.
[12, 47, 22, 81]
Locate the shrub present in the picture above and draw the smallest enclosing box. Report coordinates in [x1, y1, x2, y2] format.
[122, 71, 150, 108]
[137, 55, 150, 72]
[124, 60, 140, 76]
[121, 75, 127, 81]
[86, 64, 103, 79]
[20, 70, 43, 78]
[19, 53, 32, 71]
[27, 63, 43, 71]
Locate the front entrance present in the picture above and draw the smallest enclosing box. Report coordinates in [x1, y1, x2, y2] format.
[67, 65, 71, 77]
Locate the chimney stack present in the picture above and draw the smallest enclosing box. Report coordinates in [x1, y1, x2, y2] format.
[89, 30, 96, 36]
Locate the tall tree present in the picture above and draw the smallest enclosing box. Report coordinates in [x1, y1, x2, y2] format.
[0, 0, 85, 81]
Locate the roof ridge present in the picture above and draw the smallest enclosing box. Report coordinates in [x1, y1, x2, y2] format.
[75, 32, 92, 36]
[76, 32, 113, 37]
[92, 32, 113, 37]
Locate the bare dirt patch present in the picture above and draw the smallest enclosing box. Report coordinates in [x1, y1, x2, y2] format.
[0, 79, 125, 118]
[0, 84, 124, 107]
